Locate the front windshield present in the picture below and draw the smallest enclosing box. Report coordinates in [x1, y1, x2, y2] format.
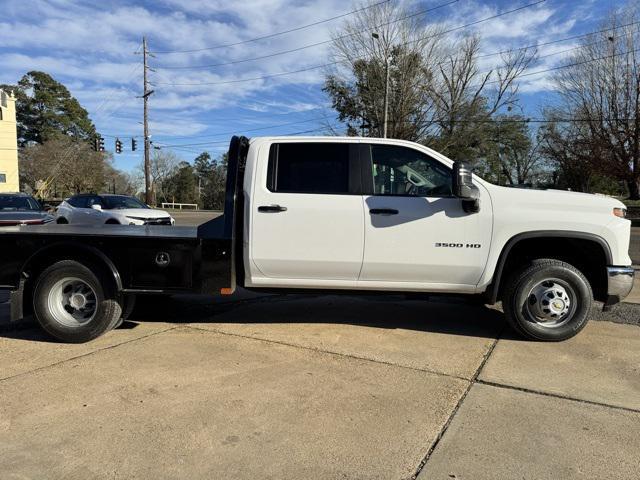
[0, 196, 41, 211]
[102, 195, 149, 210]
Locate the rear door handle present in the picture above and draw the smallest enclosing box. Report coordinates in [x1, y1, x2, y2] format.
[369, 208, 398, 215]
[258, 205, 287, 213]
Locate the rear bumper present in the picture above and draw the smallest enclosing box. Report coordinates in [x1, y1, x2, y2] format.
[603, 266, 635, 310]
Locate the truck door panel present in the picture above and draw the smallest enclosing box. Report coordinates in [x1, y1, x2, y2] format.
[359, 144, 492, 286]
[249, 142, 364, 281]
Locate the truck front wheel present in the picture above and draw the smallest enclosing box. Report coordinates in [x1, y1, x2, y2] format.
[33, 260, 122, 343]
[503, 259, 592, 341]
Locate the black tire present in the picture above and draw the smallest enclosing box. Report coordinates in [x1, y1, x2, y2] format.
[503, 258, 592, 341]
[105, 219, 120, 225]
[56, 217, 68, 224]
[33, 260, 122, 343]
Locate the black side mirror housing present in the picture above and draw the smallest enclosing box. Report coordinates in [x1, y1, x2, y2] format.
[452, 162, 480, 213]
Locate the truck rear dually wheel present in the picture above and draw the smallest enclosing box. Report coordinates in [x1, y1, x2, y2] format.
[33, 260, 122, 343]
[503, 259, 592, 341]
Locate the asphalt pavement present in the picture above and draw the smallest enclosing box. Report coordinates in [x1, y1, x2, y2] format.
[169, 209, 221, 226]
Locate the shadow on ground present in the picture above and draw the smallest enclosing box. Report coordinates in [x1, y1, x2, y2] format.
[126, 291, 507, 339]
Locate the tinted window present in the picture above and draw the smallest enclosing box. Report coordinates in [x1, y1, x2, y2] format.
[0, 173, 6, 183]
[370, 145, 452, 197]
[68, 196, 89, 208]
[86, 196, 104, 208]
[0, 195, 40, 211]
[268, 143, 349, 194]
[102, 196, 148, 210]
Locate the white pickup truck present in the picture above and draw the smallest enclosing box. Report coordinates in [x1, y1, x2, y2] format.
[0, 136, 634, 343]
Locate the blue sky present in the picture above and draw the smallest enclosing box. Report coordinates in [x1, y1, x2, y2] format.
[0, 0, 629, 172]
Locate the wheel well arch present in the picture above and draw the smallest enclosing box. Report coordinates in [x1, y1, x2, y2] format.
[21, 242, 123, 293]
[488, 231, 612, 304]
[105, 218, 120, 225]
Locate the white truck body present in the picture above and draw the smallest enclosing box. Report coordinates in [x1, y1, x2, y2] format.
[242, 136, 631, 296]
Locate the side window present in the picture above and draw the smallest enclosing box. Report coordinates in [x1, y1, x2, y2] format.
[68, 196, 87, 208]
[0, 173, 6, 183]
[370, 145, 452, 197]
[267, 143, 350, 194]
[86, 196, 103, 208]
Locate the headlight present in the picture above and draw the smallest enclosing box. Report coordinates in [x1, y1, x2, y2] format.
[125, 217, 146, 225]
[613, 207, 627, 218]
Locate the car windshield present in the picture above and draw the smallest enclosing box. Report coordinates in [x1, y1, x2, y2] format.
[0, 196, 41, 211]
[102, 196, 149, 210]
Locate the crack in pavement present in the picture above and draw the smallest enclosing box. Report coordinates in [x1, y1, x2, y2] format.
[408, 325, 505, 480]
[184, 325, 473, 382]
[0, 326, 179, 383]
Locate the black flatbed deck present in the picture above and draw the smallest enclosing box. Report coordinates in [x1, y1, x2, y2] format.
[0, 224, 200, 239]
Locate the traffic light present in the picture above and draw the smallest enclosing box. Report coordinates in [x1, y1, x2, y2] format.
[131, 138, 137, 151]
[93, 135, 105, 152]
[115, 138, 123, 154]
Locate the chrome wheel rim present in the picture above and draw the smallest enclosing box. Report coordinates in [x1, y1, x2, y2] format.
[524, 278, 576, 328]
[47, 277, 97, 327]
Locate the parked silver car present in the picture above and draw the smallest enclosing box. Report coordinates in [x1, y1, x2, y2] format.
[55, 194, 175, 226]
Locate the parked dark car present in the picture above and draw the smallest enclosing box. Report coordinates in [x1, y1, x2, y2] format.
[0, 193, 54, 226]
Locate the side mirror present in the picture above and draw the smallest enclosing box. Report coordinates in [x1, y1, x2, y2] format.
[91, 204, 103, 211]
[452, 162, 480, 213]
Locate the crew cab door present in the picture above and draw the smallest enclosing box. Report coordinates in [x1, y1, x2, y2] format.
[359, 143, 492, 288]
[249, 141, 364, 283]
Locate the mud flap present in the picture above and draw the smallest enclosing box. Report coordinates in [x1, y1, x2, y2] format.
[9, 280, 25, 322]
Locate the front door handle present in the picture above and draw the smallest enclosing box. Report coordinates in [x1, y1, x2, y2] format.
[369, 208, 398, 215]
[258, 205, 287, 213]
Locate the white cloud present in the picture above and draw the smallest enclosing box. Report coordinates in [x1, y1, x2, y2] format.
[0, 0, 613, 168]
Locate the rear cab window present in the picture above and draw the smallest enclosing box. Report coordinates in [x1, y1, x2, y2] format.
[267, 143, 352, 194]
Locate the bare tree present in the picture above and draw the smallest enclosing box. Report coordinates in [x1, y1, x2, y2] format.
[429, 38, 536, 161]
[324, 1, 445, 140]
[324, 1, 537, 163]
[546, 3, 640, 198]
[19, 136, 108, 198]
[137, 150, 179, 205]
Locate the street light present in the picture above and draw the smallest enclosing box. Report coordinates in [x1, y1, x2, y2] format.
[372, 32, 390, 138]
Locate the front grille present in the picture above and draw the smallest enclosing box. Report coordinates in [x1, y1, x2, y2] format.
[144, 217, 172, 225]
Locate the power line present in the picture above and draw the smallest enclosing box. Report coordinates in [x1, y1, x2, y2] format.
[485, 46, 640, 84]
[156, 24, 634, 90]
[157, 125, 341, 148]
[152, 47, 640, 145]
[155, 0, 462, 70]
[155, 114, 640, 149]
[154, 0, 548, 86]
[150, 0, 393, 54]
[154, 115, 335, 141]
[476, 19, 640, 60]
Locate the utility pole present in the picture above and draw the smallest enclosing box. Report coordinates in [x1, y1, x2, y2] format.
[141, 37, 155, 205]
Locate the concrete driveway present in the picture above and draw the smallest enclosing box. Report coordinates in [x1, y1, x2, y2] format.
[1, 292, 639, 480]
